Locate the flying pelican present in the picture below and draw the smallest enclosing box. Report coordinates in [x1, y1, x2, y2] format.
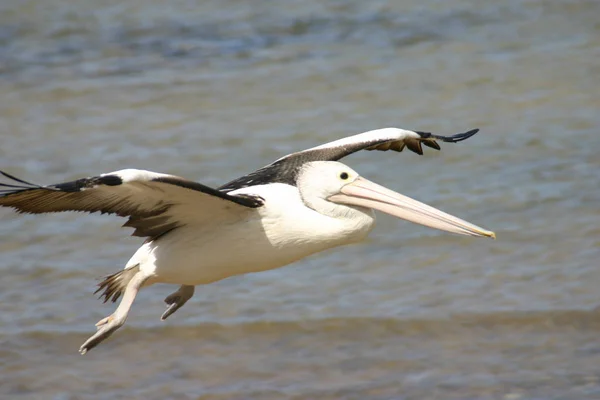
[0, 127, 494, 354]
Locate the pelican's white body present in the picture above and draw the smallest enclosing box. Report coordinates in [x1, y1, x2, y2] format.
[128, 183, 375, 286]
[0, 127, 493, 354]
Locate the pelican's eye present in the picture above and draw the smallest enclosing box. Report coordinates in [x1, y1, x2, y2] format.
[339, 172, 349, 180]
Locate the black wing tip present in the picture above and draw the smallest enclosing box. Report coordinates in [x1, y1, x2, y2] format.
[0, 170, 42, 198]
[428, 128, 480, 143]
[449, 128, 479, 142]
[0, 170, 38, 186]
[0, 171, 121, 201]
[416, 128, 480, 143]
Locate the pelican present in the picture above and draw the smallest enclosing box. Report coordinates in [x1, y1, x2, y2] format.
[0, 127, 495, 354]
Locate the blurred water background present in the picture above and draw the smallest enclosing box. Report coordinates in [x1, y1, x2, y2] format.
[0, 0, 599, 399]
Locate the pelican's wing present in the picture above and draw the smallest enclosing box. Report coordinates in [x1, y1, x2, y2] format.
[302, 128, 479, 158]
[219, 128, 478, 192]
[0, 169, 263, 238]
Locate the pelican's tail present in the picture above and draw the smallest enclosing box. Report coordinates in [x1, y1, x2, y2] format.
[94, 264, 140, 303]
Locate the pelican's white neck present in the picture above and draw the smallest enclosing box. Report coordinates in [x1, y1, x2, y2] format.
[232, 183, 376, 250]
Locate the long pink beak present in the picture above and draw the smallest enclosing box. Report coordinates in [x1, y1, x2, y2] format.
[328, 177, 496, 239]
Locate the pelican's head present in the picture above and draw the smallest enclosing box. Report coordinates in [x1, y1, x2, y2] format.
[297, 161, 495, 239]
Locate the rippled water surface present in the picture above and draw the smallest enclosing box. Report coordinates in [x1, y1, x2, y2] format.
[1, 0, 599, 399]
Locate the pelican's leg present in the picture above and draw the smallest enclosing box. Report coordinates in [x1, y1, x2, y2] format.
[79, 271, 149, 355]
[161, 284, 195, 321]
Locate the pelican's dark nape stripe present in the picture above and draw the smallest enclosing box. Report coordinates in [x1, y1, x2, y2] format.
[218, 158, 302, 192]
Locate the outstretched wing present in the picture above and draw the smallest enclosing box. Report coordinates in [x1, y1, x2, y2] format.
[219, 128, 479, 192]
[0, 169, 263, 238]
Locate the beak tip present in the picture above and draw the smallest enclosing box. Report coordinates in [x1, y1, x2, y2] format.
[486, 231, 497, 240]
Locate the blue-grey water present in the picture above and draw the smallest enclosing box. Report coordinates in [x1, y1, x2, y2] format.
[0, 0, 599, 399]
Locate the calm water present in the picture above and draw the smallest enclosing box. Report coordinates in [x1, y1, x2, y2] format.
[0, 0, 599, 399]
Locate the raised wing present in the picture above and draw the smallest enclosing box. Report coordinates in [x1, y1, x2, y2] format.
[0, 169, 263, 238]
[219, 128, 479, 192]
[303, 127, 479, 158]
